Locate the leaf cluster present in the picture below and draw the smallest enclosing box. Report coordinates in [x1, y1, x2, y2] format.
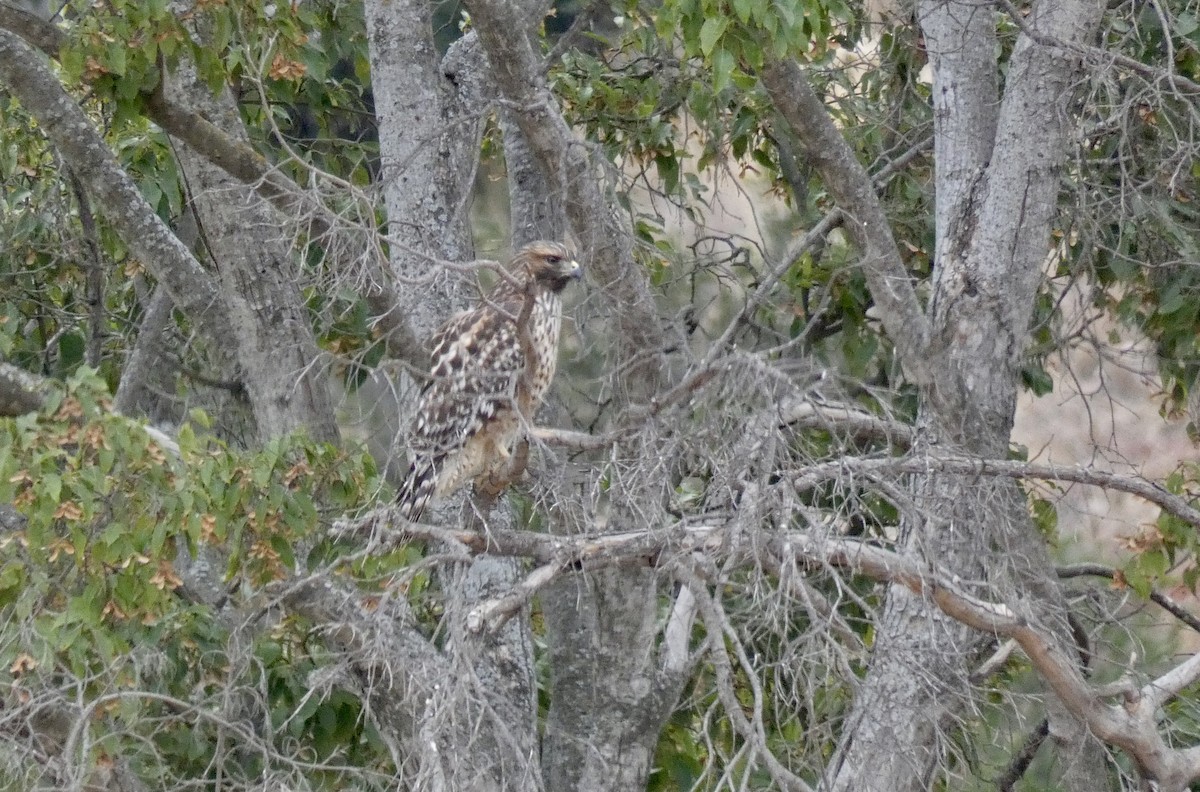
[0, 370, 390, 785]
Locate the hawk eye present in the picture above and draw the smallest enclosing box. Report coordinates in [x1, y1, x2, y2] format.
[545, 255, 562, 264]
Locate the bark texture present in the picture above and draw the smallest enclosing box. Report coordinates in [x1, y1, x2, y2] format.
[763, 2, 1108, 789]
[163, 51, 339, 444]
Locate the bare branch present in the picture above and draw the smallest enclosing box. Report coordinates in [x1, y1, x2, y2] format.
[1142, 651, 1200, 711]
[467, 561, 564, 633]
[678, 566, 816, 792]
[790, 454, 1200, 529]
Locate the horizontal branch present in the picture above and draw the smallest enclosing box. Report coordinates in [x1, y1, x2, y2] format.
[534, 395, 915, 453]
[791, 454, 1200, 528]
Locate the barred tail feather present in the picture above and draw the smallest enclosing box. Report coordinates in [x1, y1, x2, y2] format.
[397, 458, 438, 521]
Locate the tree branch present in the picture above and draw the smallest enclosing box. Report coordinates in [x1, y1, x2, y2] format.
[995, 0, 1200, 97]
[789, 454, 1200, 529]
[760, 59, 933, 382]
[677, 565, 817, 792]
[0, 30, 239, 358]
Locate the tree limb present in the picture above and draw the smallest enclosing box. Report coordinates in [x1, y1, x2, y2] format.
[760, 59, 933, 382]
[0, 29, 239, 358]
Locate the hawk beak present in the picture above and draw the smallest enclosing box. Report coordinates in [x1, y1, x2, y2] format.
[567, 260, 582, 280]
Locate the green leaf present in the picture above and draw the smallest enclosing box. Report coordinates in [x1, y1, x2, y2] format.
[105, 43, 128, 76]
[42, 472, 62, 503]
[1020, 364, 1054, 396]
[698, 16, 728, 57]
[58, 332, 85, 370]
[711, 48, 735, 93]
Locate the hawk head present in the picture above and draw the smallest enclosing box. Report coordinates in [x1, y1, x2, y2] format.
[513, 241, 582, 293]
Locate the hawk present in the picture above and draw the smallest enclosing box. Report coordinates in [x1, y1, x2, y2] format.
[396, 241, 582, 521]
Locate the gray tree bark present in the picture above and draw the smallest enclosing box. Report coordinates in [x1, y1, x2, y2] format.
[365, 4, 541, 789]
[763, 2, 1108, 790]
[162, 52, 339, 444]
[365, 0, 481, 329]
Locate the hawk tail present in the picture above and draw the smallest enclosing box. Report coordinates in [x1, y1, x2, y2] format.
[397, 457, 438, 522]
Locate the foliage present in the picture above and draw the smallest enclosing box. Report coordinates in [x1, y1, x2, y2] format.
[0, 370, 391, 786]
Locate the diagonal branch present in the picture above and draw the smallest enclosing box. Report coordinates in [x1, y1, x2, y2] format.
[0, 8, 424, 369]
[0, 29, 238, 358]
[760, 59, 932, 382]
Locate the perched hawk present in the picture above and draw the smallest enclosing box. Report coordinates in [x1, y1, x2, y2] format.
[396, 241, 582, 521]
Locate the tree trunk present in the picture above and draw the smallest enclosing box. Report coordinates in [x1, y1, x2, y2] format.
[163, 55, 339, 444]
[365, 3, 541, 787]
[542, 569, 686, 792]
[365, 0, 481, 329]
[812, 2, 1108, 789]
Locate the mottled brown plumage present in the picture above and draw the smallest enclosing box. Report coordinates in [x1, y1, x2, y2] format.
[396, 241, 581, 521]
